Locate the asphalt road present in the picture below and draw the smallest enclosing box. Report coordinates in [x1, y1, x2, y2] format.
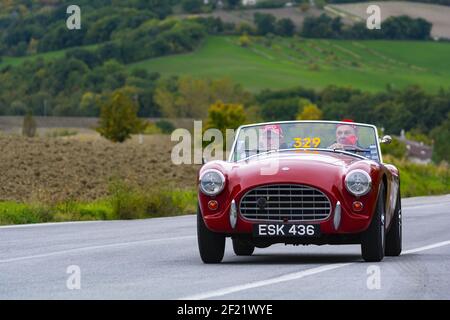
[0, 194, 449, 300]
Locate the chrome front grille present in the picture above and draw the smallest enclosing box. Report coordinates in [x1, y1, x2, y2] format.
[239, 184, 332, 222]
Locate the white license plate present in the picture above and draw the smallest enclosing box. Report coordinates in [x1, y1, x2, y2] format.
[253, 224, 321, 237]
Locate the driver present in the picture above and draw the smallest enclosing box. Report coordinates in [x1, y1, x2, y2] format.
[329, 121, 359, 149]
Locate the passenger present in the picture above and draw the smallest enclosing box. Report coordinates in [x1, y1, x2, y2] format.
[259, 124, 287, 151]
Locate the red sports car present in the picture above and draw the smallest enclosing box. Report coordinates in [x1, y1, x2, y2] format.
[197, 121, 402, 263]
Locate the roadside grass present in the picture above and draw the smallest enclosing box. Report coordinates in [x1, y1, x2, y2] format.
[45, 129, 79, 138]
[0, 181, 197, 226]
[384, 156, 450, 198]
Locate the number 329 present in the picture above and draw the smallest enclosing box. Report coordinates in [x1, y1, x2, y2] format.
[293, 137, 321, 148]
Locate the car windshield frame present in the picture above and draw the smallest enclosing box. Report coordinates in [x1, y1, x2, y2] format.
[228, 120, 383, 163]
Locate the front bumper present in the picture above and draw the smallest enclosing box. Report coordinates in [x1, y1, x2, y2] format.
[200, 187, 375, 236]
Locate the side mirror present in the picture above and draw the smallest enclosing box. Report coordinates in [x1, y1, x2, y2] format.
[380, 135, 392, 145]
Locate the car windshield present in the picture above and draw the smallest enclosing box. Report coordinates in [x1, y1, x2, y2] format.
[232, 121, 381, 162]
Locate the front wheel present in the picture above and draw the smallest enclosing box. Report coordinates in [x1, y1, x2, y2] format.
[197, 206, 225, 264]
[385, 189, 402, 256]
[361, 184, 386, 262]
[232, 238, 255, 256]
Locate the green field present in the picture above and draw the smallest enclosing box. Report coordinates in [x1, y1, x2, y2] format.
[0, 44, 98, 68]
[130, 36, 450, 92]
[2, 36, 450, 92]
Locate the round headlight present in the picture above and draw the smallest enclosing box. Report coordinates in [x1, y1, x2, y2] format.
[345, 169, 372, 196]
[199, 169, 225, 196]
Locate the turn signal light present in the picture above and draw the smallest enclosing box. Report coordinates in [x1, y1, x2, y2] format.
[208, 200, 219, 210]
[352, 201, 364, 212]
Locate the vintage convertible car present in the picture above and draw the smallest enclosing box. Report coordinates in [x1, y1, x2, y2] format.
[197, 120, 402, 263]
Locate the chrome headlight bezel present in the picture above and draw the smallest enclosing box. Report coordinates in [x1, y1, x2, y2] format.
[199, 169, 226, 196]
[345, 169, 372, 197]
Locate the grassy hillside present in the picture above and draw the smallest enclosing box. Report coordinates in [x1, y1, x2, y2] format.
[0, 44, 98, 68]
[130, 36, 450, 92]
[2, 36, 450, 92]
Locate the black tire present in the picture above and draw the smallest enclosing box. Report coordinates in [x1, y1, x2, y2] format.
[232, 238, 255, 256]
[385, 189, 402, 256]
[197, 206, 225, 264]
[361, 184, 386, 262]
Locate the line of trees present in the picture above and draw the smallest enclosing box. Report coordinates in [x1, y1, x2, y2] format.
[251, 84, 450, 162]
[302, 14, 432, 40]
[0, 0, 177, 56]
[327, 0, 450, 6]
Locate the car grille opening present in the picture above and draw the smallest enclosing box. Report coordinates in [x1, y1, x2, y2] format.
[239, 184, 332, 222]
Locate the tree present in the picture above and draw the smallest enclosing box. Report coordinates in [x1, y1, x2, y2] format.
[275, 18, 295, 37]
[22, 110, 37, 137]
[431, 114, 450, 163]
[301, 14, 342, 38]
[224, 0, 240, 9]
[154, 76, 250, 119]
[297, 101, 323, 120]
[80, 92, 100, 116]
[205, 101, 246, 137]
[97, 91, 146, 143]
[254, 13, 276, 35]
[300, 3, 310, 12]
[260, 98, 302, 121]
[182, 0, 203, 13]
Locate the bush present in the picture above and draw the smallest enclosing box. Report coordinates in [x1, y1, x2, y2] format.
[155, 120, 176, 134]
[381, 137, 408, 159]
[142, 122, 162, 135]
[384, 155, 450, 197]
[108, 179, 196, 220]
[45, 129, 78, 138]
[22, 111, 37, 137]
[239, 34, 251, 47]
[97, 91, 146, 142]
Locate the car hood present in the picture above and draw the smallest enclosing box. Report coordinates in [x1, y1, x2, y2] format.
[201, 150, 379, 190]
[200, 150, 381, 208]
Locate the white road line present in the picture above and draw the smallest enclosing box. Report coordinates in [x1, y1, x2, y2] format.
[0, 214, 195, 229]
[403, 240, 450, 255]
[180, 263, 352, 300]
[0, 220, 106, 229]
[404, 203, 450, 210]
[180, 240, 450, 300]
[0, 236, 196, 264]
